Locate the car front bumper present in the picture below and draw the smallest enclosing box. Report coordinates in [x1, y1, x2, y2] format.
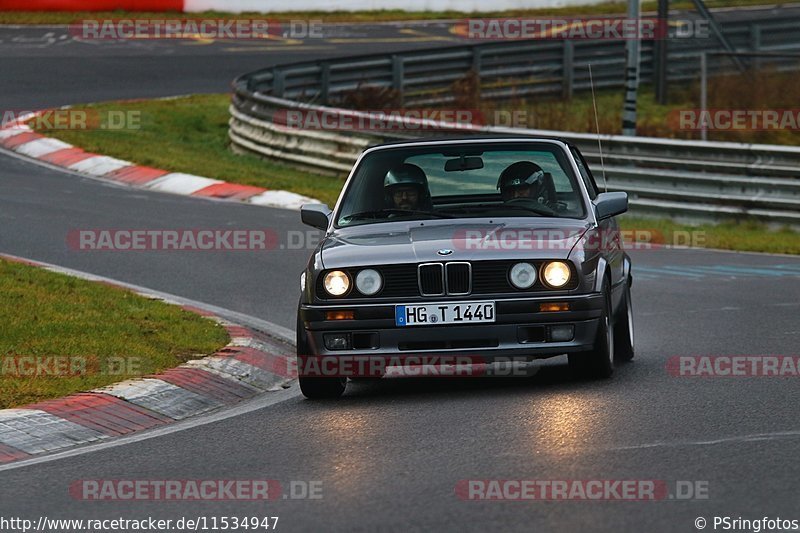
[299, 293, 604, 362]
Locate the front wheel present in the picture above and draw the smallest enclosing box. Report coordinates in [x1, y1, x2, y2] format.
[613, 277, 634, 362]
[297, 311, 346, 399]
[568, 283, 614, 379]
[298, 376, 347, 399]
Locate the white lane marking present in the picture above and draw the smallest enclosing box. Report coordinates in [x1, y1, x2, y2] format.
[145, 172, 222, 195]
[0, 387, 300, 473]
[610, 429, 800, 452]
[13, 137, 72, 158]
[639, 301, 799, 316]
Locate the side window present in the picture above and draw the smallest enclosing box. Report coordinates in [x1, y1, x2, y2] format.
[570, 148, 599, 200]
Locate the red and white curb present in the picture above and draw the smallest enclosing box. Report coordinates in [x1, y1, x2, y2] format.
[0, 112, 319, 211]
[0, 253, 297, 465]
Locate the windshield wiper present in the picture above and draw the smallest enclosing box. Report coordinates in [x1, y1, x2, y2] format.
[457, 204, 556, 217]
[341, 209, 454, 222]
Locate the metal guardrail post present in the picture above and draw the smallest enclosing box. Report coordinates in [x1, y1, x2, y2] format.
[562, 41, 574, 99]
[750, 24, 762, 71]
[320, 63, 330, 105]
[700, 52, 708, 141]
[392, 55, 405, 106]
[273, 69, 285, 98]
[472, 47, 483, 74]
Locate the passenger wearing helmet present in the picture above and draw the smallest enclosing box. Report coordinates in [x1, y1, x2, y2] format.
[497, 161, 547, 202]
[384, 163, 433, 211]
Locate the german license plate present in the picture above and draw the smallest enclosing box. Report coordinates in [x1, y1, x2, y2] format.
[395, 301, 495, 327]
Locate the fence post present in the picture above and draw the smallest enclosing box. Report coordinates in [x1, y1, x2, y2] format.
[392, 55, 405, 106]
[562, 41, 574, 99]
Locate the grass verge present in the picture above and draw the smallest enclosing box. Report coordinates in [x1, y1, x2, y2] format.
[619, 217, 800, 255]
[32, 94, 799, 254]
[0, 1, 789, 24]
[0, 259, 229, 409]
[32, 94, 344, 206]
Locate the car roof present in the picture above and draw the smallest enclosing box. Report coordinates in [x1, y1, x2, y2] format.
[366, 135, 573, 150]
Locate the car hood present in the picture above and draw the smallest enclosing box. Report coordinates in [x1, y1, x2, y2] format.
[320, 219, 590, 268]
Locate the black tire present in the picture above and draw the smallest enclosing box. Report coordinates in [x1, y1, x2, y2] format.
[568, 282, 614, 379]
[296, 311, 346, 400]
[613, 277, 635, 362]
[299, 376, 347, 399]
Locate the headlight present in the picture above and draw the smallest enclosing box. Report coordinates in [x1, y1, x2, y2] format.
[323, 270, 350, 296]
[355, 269, 382, 296]
[542, 261, 571, 288]
[509, 262, 536, 289]
[300, 271, 306, 292]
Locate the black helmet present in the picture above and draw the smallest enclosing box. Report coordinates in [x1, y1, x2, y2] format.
[497, 161, 545, 200]
[384, 164, 432, 208]
[384, 163, 429, 190]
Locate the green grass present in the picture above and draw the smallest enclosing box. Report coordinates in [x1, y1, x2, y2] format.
[0, 259, 229, 409]
[0, 0, 787, 24]
[620, 217, 800, 255]
[33, 93, 799, 254]
[33, 94, 344, 206]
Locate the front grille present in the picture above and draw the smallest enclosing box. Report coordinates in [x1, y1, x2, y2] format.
[446, 262, 471, 295]
[418, 263, 444, 296]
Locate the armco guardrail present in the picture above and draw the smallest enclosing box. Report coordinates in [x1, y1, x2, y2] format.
[230, 11, 800, 226]
[238, 11, 800, 106]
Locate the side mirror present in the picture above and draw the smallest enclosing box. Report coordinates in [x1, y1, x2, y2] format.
[301, 204, 332, 231]
[593, 192, 628, 220]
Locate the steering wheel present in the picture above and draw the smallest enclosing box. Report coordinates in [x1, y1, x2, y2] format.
[505, 197, 558, 216]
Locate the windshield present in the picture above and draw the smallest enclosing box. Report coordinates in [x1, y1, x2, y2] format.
[336, 142, 586, 227]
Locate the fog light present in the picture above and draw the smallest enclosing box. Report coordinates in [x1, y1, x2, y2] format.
[549, 325, 575, 342]
[324, 333, 351, 351]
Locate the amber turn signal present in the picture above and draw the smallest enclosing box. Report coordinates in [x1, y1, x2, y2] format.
[539, 302, 570, 312]
[325, 310, 355, 320]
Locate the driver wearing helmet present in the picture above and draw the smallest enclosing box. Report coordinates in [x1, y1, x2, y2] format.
[384, 163, 433, 211]
[497, 161, 547, 202]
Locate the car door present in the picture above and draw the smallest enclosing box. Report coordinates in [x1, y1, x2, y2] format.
[569, 144, 624, 291]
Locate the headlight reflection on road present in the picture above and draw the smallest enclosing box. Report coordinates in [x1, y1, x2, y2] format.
[315, 411, 378, 487]
[524, 394, 607, 456]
